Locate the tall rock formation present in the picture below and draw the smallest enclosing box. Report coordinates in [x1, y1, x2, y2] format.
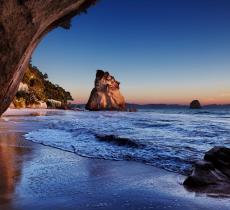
[86, 70, 126, 111]
[0, 0, 96, 116]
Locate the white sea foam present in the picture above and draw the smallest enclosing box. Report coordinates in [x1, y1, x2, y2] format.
[25, 108, 230, 174]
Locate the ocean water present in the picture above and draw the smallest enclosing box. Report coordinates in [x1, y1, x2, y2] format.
[25, 108, 230, 175]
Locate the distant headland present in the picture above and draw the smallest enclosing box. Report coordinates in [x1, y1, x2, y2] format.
[75, 103, 230, 110]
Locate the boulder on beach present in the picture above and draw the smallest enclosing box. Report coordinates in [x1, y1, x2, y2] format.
[183, 146, 230, 194]
[190, 100, 201, 109]
[86, 70, 126, 111]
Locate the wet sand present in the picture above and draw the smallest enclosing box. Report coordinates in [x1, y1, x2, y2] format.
[0, 113, 229, 210]
[2, 108, 60, 117]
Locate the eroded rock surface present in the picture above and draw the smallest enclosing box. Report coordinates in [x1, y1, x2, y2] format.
[184, 146, 230, 195]
[0, 0, 96, 116]
[86, 70, 126, 111]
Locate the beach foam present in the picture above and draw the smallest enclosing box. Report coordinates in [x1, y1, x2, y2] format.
[25, 108, 230, 175]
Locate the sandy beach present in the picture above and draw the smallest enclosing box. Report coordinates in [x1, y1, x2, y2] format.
[2, 108, 62, 117]
[0, 110, 229, 210]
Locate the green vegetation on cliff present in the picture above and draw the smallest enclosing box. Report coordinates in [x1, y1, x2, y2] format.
[13, 63, 73, 108]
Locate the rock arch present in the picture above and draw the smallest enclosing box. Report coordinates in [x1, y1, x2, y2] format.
[0, 0, 96, 116]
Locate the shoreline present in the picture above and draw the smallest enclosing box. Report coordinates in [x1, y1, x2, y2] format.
[2, 108, 68, 117]
[0, 109, 229, 209]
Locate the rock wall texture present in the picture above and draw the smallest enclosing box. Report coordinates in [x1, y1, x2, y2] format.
[0, 0, 96, 116]
[86, 70, 126, 111]
[184, 146, 230, 195]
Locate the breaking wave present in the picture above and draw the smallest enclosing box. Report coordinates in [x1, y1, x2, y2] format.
[25, 108, 230, 175]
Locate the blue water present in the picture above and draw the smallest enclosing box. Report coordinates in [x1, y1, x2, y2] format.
[25, 108, 230, 175]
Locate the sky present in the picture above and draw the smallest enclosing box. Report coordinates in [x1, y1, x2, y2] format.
[32, 0, 230, 105]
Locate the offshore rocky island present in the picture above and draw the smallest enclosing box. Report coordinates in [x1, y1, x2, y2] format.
[86, 70, 126, 111]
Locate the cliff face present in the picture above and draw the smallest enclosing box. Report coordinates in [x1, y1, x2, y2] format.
[11, 64, 73, 109]
[86, 70, 126, 111]
[0, 0, 96, 116]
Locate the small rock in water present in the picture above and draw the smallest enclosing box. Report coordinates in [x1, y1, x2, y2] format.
[189, 100, 202, 109]
[95, 134, 139, 148]
[127, 105, 137, 112]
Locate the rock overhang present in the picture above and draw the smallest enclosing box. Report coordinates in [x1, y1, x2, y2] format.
[0, 0, 97, 116]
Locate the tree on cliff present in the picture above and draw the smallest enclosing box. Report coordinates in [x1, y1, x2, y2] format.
[14, 64, 73, 107]
[44, 81, 73, 103]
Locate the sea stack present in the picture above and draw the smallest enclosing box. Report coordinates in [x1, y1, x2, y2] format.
[190, 100, 202, 109]
[86, 70, 126, 111]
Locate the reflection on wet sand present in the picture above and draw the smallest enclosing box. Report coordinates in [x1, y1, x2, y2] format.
[0, 116, 229, 210]
[0, 133, 32, 204]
